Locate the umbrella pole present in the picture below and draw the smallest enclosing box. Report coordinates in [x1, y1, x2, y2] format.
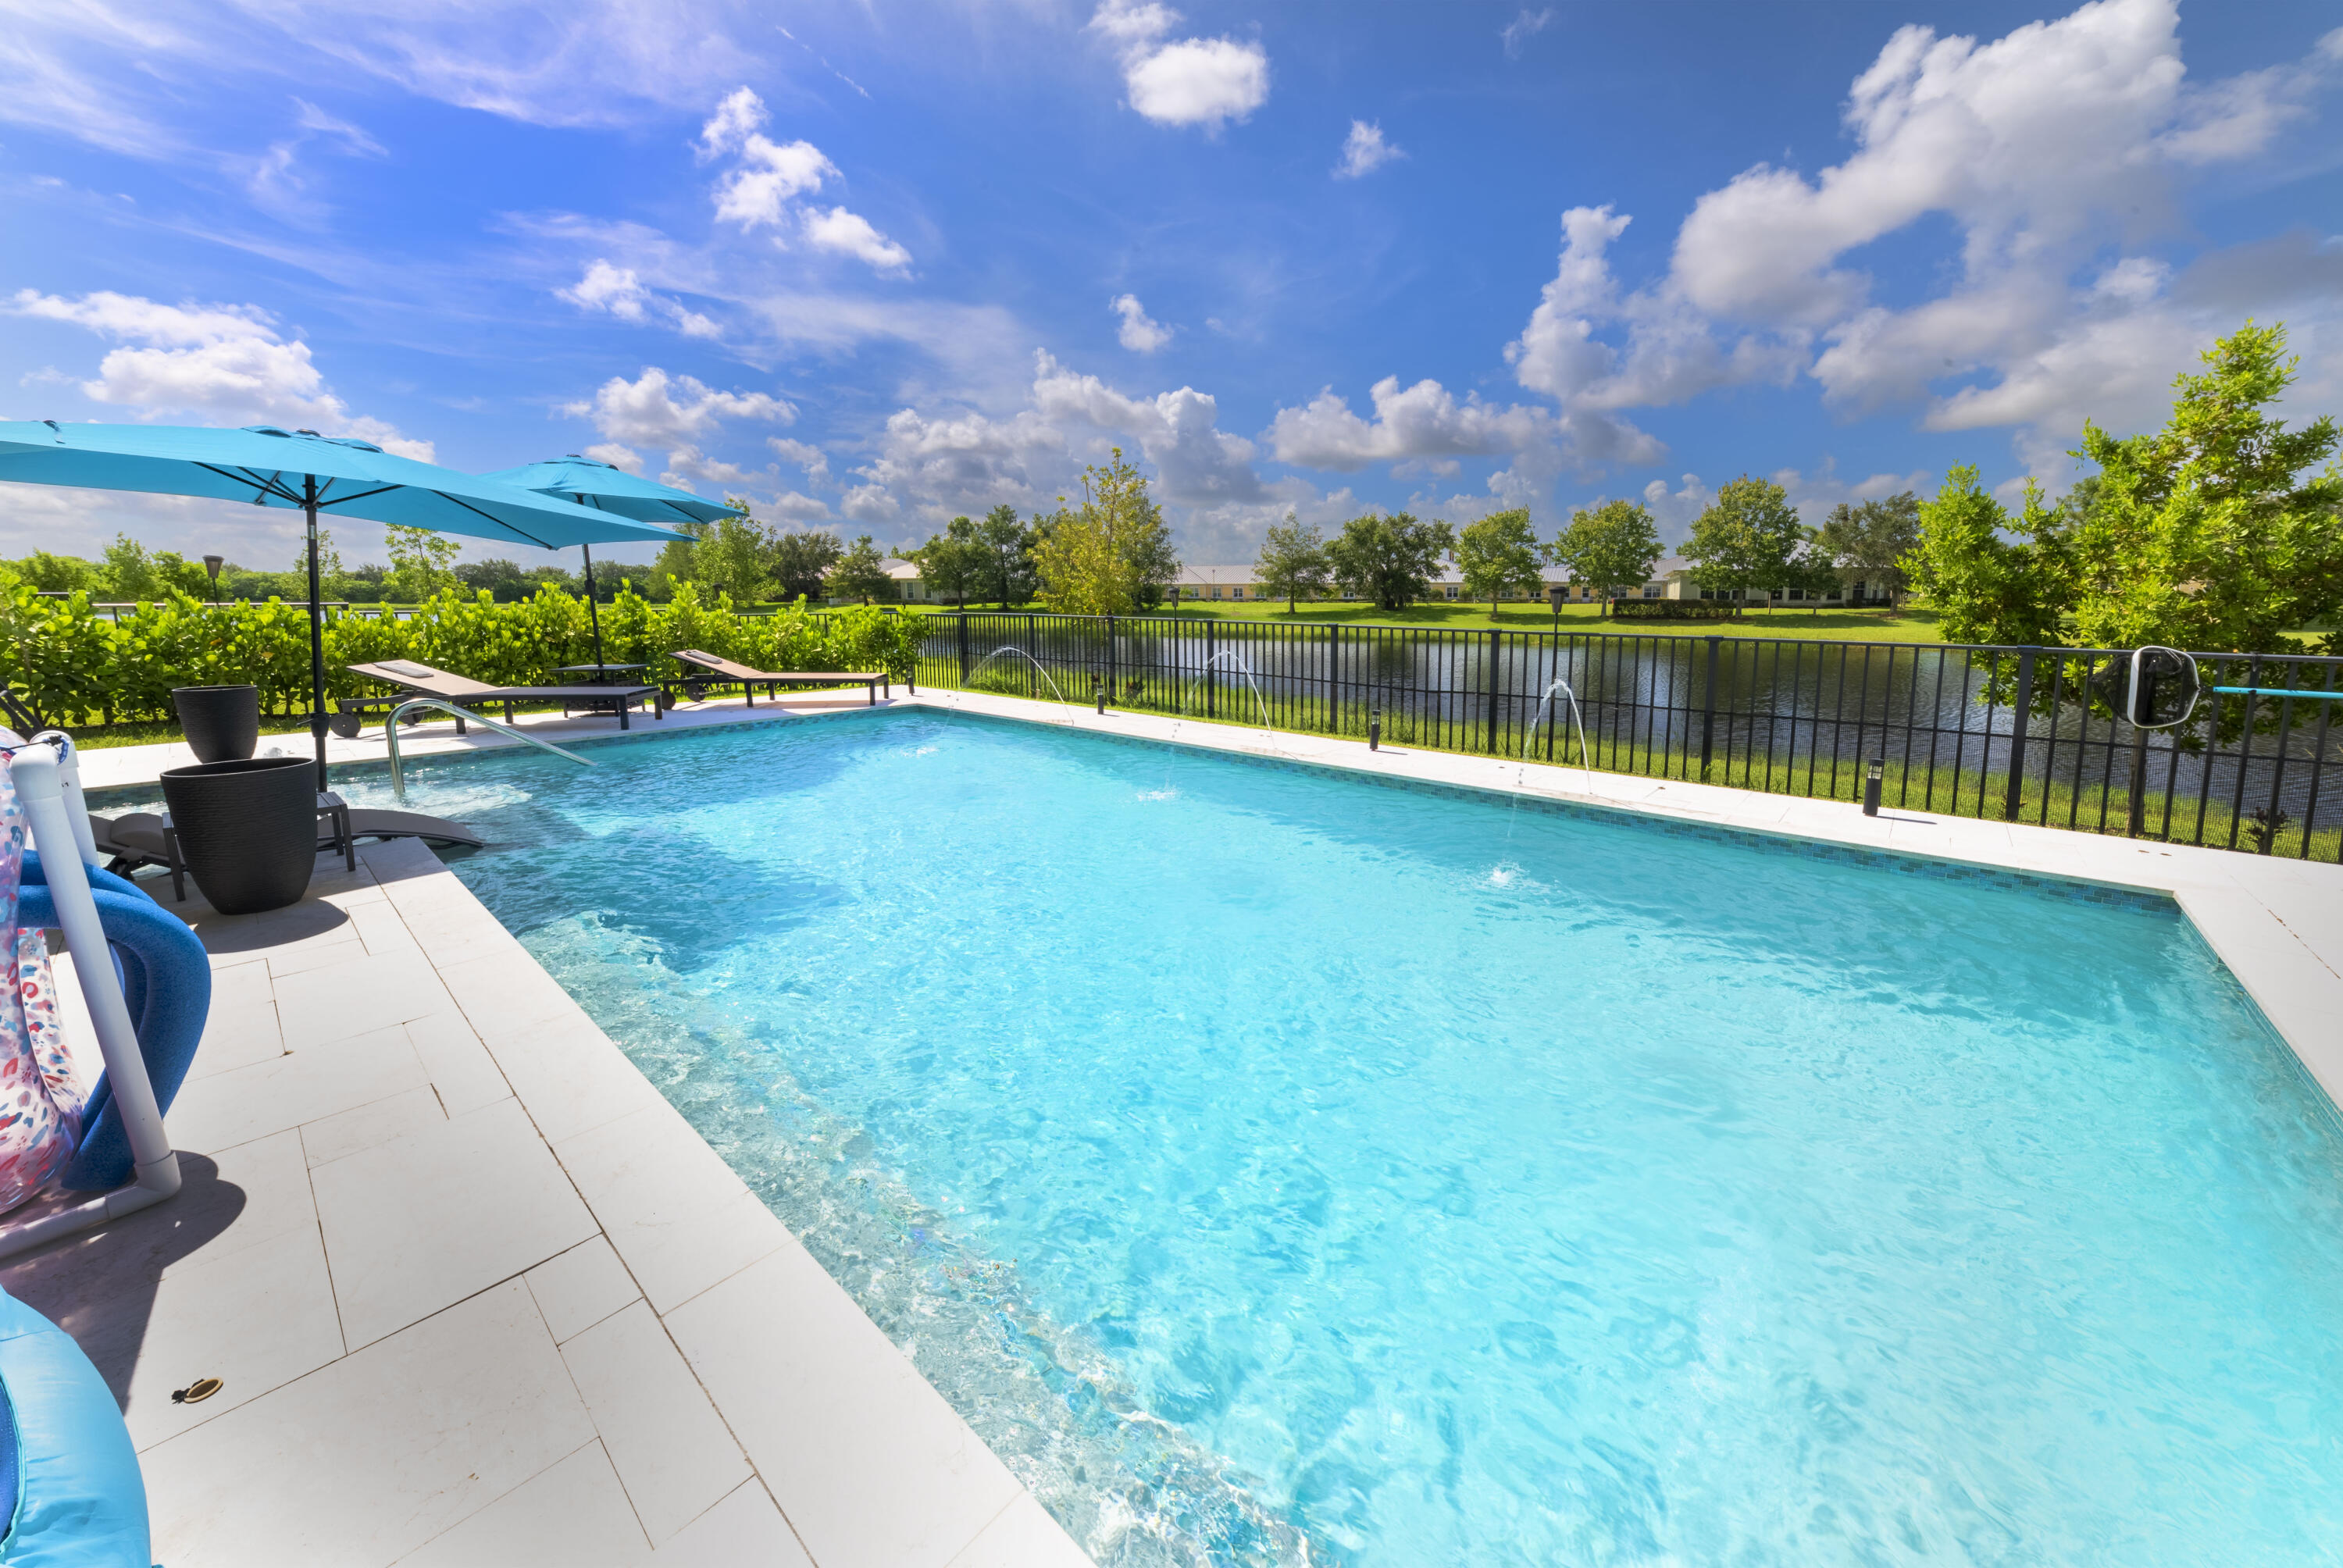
[582, 543, 607, 667]
[305, 479, 329, 793]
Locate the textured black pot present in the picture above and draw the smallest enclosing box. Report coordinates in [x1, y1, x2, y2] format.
[171, 684, 260, 764]
[159, 757, 316, 914]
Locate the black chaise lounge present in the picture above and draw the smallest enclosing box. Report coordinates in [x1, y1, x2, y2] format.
[668, 649, 896, 707]
[334, 659, 662, 736]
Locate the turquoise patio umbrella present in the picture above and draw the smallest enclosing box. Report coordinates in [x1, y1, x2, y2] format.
[0, 421, 687, 787]
[481, 456, 733, 668]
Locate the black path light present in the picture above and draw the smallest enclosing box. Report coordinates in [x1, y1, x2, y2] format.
[1863, 757, 1883, 817]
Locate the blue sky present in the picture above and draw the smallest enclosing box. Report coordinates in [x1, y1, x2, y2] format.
[2, 0, 2338, 572]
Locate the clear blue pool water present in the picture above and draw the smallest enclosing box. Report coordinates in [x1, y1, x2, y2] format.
[417, 708, 2343, 1566]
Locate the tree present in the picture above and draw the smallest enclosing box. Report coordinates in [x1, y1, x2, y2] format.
[1125, 494, 1181, 611]
[692, 511, 773, 601]
[98, 535, 210, 602]
[1325, 512, 1455, 611]
[1455, 508, 1544, 611]
[828, 534, 897, 604]
[2066, 319, 2341, 654]
[975, 504, 1038, 608]
[768, 529, 843, 600]
[1683, 476, 1805, 612]
[912, 517, 986, 608]
[384, 524, 461, 600]
[1901, 465, 2074, 647]
[1254, 513, 1332, 611]
[1543, 499, 1662, 617]
[12, 553, 95, 594]
[1814, 492, 1921, 604]
[1030, 450, 1178, 615]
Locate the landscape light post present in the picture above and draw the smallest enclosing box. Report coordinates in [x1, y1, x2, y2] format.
[1369, 704, 1382, 752]
[202, 553, 223, 604]
[1548, 583, 1564, 629]
[1863, 757, 1883, 817]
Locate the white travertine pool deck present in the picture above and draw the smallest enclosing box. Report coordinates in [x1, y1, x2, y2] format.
[11, 684, 2341, 1566]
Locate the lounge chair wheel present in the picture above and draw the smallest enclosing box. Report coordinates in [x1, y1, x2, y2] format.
[327, 712, 362, 739]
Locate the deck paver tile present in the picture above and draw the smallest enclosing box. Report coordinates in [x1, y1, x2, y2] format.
[562, 1299, 753, 1543]
[163, 1021, 433, 1156]
[666, 1243, 1024, 1568]
[301, 1085, 449, 1168]
[311, 1097, 598, 1349]
[554, 1103, 791, 1315]
[396, 1442, 652, 1568]
[526, 1236, 641, 1345]
[141, 1281, 594, 1568]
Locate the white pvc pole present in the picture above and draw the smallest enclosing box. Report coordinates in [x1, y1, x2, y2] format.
[34, 731, 101, 867]
[0, 743, 180, 1259]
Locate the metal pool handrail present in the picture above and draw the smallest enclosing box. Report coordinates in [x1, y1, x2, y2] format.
[383, 697, 595, 802]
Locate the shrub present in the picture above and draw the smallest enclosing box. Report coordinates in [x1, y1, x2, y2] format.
[0, 585, 920, 728]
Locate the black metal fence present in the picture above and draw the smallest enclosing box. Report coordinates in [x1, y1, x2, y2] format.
[915, 612, 2343, 862]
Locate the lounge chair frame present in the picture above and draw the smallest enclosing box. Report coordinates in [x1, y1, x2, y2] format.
[665, 650, 896, 707]
[337, 661, 662, 735]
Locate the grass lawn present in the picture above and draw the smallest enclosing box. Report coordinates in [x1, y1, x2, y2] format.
[908, 599, 1951, 643]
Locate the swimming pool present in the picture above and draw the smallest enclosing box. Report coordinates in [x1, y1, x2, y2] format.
[419, 707, 2343, 1566]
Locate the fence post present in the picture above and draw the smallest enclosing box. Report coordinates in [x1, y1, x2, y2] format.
[957, 612, 969, 686]
[2002, 646, 2038, 821]
[1486, 629, 1501, 754]
[1106, 615, 1117, 707]
[1328, 625, 1339, 737]
[1207, 621, 1216, 718]
[1699, 635, 1721, 779]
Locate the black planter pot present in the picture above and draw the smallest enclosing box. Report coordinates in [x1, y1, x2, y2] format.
[159, 757, 316, 914]
[172, 685, 260, 764]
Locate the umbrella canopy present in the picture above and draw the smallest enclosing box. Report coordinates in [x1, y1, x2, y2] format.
[0, 423, 689, 551]
[0, 422, 690, 787]
[481, 454, 732, 667]
[480, 455, 735, 526]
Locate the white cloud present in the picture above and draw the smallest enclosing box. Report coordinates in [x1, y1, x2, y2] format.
[1089, 2, 1268, 130]
[582, 442, 644, 474]
[694, 87, 910, 273]
[562, 365, 794, 448]
[1507, 205, 1810, 415]
[768, 437, 832, 486]
[0, 0, 779, 169]
[1271, 377, 1546, 471]
[1032, 351, 1263, 503]
[1334, 120, 1402, 180]
[694, 86, 766, 160]
[852, 405, 1069, 520]
[1496, 0, 2343, 470]
[799, 206, 911, 273]
[1110, 293, 1174, 352]
[1500, 9, 1553, 59]
[558, 260, 654, 322]
[5, 288, 433, 459]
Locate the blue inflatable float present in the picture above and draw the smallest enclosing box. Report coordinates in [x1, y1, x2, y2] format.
[0, 851, 208, 1563]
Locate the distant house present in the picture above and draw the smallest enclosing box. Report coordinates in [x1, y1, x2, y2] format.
[882, 558, 931, 601]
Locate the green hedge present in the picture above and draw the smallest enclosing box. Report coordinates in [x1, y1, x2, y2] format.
[0, 582, 926, 729]
[1607, 598, 1742, 621]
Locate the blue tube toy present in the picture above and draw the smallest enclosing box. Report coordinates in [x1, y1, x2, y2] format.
[16, 853, 210, 1192]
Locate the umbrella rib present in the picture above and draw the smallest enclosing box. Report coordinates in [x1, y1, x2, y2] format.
[315, 483, 403, 508]
[194, 462, 304, 505]
[432, 490, 557, 550]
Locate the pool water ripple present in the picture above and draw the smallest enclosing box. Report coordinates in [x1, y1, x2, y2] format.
[435, 709, 2343, 1567]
